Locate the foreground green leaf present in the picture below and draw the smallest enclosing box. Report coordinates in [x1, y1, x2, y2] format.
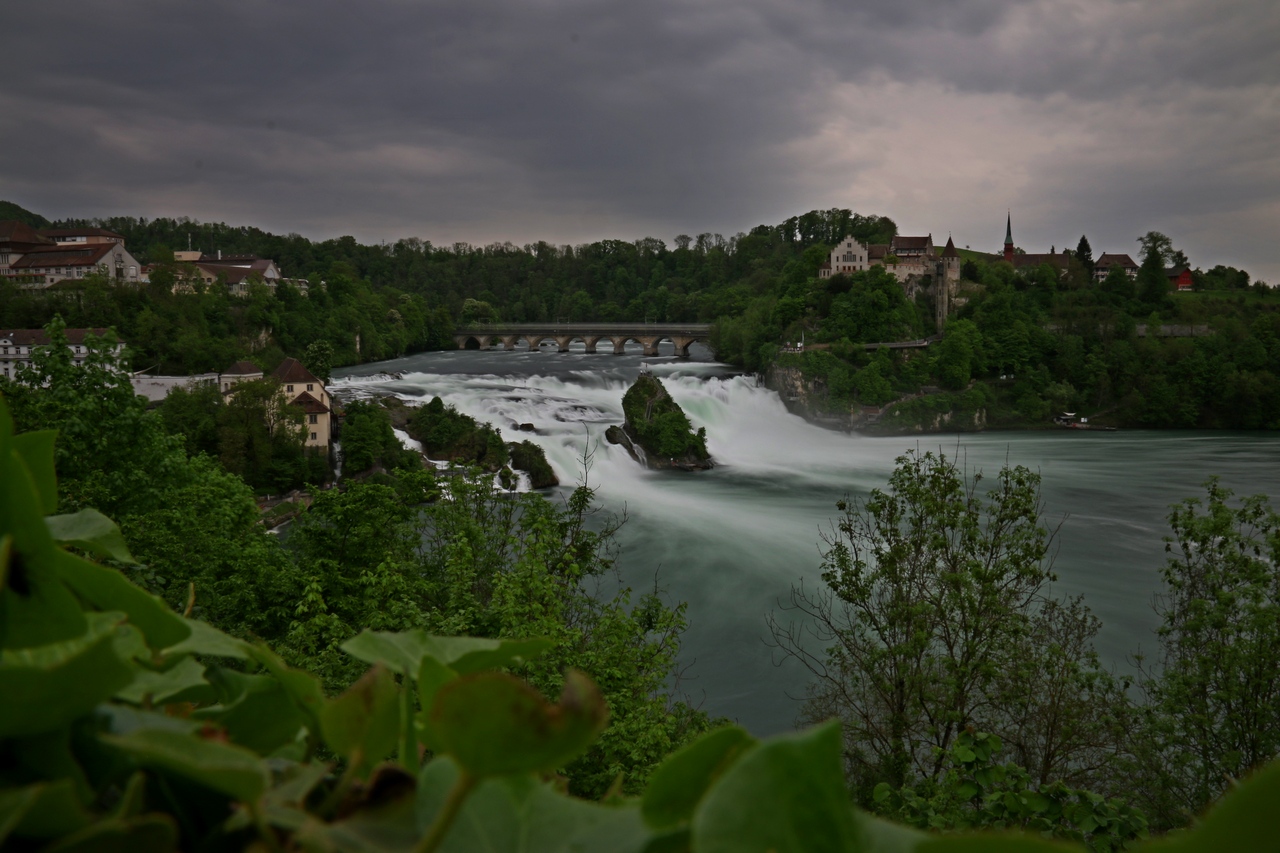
[101, 727, 269, 802]
[415, 756, 651, 853]
[45, 508, 134, 564]
[691, 721, 867, 853]
[321, 665, 402, 770]
[0, 612, 136, 738]
[429, 670, 607, 777]
[11, 430, 57, 515]
[54, 550, 190, 650]
[642, 725, 757, 829]
[341, 630, 551, 677]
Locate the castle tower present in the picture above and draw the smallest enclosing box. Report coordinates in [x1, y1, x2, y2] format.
[1003, 213, 1015, 263]
[937, 235, 959, 327]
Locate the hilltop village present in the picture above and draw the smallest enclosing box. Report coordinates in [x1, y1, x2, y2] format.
[1, 201, 1274, 492]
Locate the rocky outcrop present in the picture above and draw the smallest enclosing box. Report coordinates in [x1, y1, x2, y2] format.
[608, 374, 713, 471]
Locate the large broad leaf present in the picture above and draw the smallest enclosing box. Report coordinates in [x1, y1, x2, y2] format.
[1136, 759, 1280, 853]
[11, 430, 57, 515]
[162, 617, 252, 660]
[0, 785, 45, 846]
[46, 508, 134, 564]
[642, 725, 757, 829]
[198, 668, 310, 755]
[7, 779, 96, 840]
[320, 665, 402, 771]
[100, 727, 269, 802]
[249, 644, 327, 734]
[115, 655, 214, 707]
[691, 721, 869, 853]
[428, 670, 607, 778]
[414, 756, 652, 853]
[415, 656, 460, 745]
[54, 550, 190, 650]
[341, 630, 550, 677]
[0, 612, 138, 738]
[40, 813, 178, 853]
[0, 446, 86, 648]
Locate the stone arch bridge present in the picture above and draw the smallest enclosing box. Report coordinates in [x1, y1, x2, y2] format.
[453, 323, 712, 357]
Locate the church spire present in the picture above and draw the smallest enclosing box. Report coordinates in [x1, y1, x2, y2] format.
[1003, 212, 1015, 263]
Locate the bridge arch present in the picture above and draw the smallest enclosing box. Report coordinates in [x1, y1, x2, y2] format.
[453, 323, 713, 357]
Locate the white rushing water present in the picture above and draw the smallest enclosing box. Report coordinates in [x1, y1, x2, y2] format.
[334, 344, 1280, 734]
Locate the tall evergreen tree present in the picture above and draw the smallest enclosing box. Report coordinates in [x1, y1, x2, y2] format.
[1075, 235, 1094, 275]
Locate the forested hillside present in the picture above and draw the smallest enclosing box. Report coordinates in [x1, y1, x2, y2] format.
[5, 200, 1277, 431]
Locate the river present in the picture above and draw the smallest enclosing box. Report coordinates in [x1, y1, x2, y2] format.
[332, 343, 1280, 736]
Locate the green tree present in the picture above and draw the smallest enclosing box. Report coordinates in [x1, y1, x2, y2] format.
[5, 316, 188, 517]
[1075, 235, 1094, 275]
[302, 339, 335, 383]
[217, 377, 309, 492]
[1131, 481, 1280, 830]
[769, 450, 1124, 804]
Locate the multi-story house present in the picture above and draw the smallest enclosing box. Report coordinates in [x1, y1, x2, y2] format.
[0, 221, 142, 287]
[0, 327, 125, 380]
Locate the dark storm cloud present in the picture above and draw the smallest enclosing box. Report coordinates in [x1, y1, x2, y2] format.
[2, 0, 1277, 278]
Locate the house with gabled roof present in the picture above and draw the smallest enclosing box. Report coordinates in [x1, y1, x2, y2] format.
[271, 357, 331, 448]
[1093, 253, 1139, 282]
[0, 220, 142, 287]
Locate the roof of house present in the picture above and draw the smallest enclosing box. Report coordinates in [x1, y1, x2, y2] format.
[10, 244, 115, 269]
[891, 235, 933, 251]
[194, 259, 278, 285]
[1013, 253, 1070, 269]
[37, 227, 125, 240]
[0, 328, 115, 346]
[198, 254, 261, 265]
[223, 360, 263, 376]
[941, 236, 959, 258]
[1095, 253, 1138, 268]
[290, 390, 330, 414]
[272, 357, 321, 386]
[1165, 266, 1192, 278]
[0, 220, 56, 247]
[867, 244, 891, 260]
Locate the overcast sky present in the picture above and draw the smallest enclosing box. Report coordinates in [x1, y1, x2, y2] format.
[3, 0, 1277, 281]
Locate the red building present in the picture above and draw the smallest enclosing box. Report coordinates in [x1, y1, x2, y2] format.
[1167, 267, 1194, 291]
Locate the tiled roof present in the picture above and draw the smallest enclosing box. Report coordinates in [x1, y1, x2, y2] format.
[941, 236, 958, 258]
[891, 235, 932, 250]
[223, 360, 263, 375]
[867, 244, 891, 259]
[272, 356, 321, 385]
[10, 244, 114, 268]
[290, 390, 330, 414]
[1013, 253, 1069, 269]
[1095, 253, 1138, 268]
[0, 328, 114, 346]
[0, 221, 56, 247]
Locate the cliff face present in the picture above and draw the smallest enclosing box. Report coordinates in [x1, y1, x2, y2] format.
[763, 364, 989, 435]
[607, 374, 713, 471]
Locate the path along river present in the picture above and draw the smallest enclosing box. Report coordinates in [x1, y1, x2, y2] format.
[333, 343, 1280, 736]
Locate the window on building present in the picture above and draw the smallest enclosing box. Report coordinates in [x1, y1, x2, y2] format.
[308, 414, 318, 424]
[310, 432, 317, 441]
[287, 384, 294, 393]
[306, 383, 313, 391]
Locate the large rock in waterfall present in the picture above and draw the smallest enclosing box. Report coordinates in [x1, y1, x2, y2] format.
[606, 373, 713, 471]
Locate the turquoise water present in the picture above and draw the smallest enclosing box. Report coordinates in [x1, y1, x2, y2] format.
[334, 345, 1280, 734]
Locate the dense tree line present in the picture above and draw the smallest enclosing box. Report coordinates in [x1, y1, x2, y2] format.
[749, 235, 1279, 429]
